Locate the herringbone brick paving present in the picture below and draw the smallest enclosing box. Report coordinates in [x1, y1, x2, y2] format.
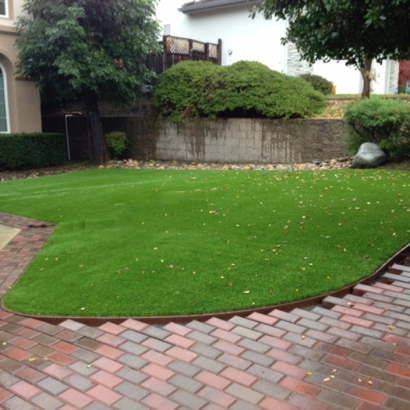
[1, 213, 410, 409]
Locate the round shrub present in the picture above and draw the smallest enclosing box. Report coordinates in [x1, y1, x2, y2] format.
[299, 74, 334, 95]
[104, 131, 127, 160]
[153, 61, 326, 122]
[344, 97, 410, 160]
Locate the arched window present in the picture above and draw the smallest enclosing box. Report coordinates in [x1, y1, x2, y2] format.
[0, 65, 9, 132]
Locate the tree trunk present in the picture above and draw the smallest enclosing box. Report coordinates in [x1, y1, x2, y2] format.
[82, 89, 109, 165]
[360, 58, 372, 98]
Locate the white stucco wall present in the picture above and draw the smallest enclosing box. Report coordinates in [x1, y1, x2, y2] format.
[156, 0, 398, 95]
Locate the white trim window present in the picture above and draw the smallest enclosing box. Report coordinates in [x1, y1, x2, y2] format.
[0, 66, 9, 133]
[0, 0, 8, 17]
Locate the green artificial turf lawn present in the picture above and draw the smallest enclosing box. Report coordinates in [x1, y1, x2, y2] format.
[1, 168, 409, 317]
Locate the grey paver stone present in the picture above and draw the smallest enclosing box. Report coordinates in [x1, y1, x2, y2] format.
[37, 376, 69, 395]
[276, 320, 306, 335]
[114, 397, 149, 410]
[169, 374, 204, 394]
[192, 356, 226, 373]
[116, 366, 149, 384]
[190, 343, 222, 360]
[297, 318, 329, 332]
[170, 389, 208, 410]
[84, 403, 112, 410]
[217, 353, 252, 371]
[283, 331, 316, 347]
[3, 396, 38, 410]
[232, 326, 262, 341]
[228, 316, 258, 329]
[290, 308, 321, 321]
[119, 341, 148, 356]
[187, 330, 217, 345]
[65, 373, 95, 391]
[312, 307, 342, 319]
[141, 326, 171, 340]
[118, 353, 149, 370]
[120, 330, 148, 344]
[168, 360, 201, 377]
[0, 371, 19, 388]
[31, 392, 65, 410]
[252, 379, 291, 400]
[240, 350, 274, 367]
[71, 348, 101, 363]
[247, 364, 283, 383]
[225, 382, 264, 404]
[78, 326, 105, 339]
[349, 325, 385, 339]
[186, 321, 215, 334]
[68, 361, 99, 376]
[114, 380, 150, 401]
[237, 338, 270, 354]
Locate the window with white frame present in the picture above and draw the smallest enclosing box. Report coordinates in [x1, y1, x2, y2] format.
[0, 0, 7, 17]
[0, 66, 9, 132]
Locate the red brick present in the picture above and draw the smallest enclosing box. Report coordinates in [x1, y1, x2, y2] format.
[321, 354, 361, 372]
[385, 363, 410, 378]
[52, 341, 79, 355]
[314, 341, 351, 358]
[219, 367, 257, 387]
[279, 376, 322, 397]
[164, 334, 196, 349]
[327, 326, 361, 341]
[165, 346, 198, 363]
[351, 303, 386, 315]
[90, 370, 123, 388]
[163, 322, 192, 336]
[212, 340, 245, 356]
[342, 385, 386, 405]
[206, 317, 235, 331]
[141, 377, 176, 396]
[353, 284, 384, 296]
[59, 388, 93, 408]
[47, 352, 75, 366]
[305, 329, 338, 344]
[96, 333, 125, 347]
[3, 347, 31, 361]
[197, 386, 236, 408]
[332, 306, 364, 317]
[0, 386, 13, 403]
[210, 328, 242, 344]
[15, 366, 46, 383]
[19, 318, 44, 329]
[43, 363, 73, 380]
[98, 322, 126, 336]
[374, 283, 404, 293]
[271, 361, 307, 380]
[259, 335, 292, 350]
[141, 363, 175, 381]
[87, 384, 122, 406]
[319, 316, 352, 330]
[94, 344, 124, 360]
[340, 315, 374, 328]
[195, 370, 232, 390]
[259, 396, 298, 410]
[120, 318, 148, 332]
[247, 312, 279, 326]
[9, 337, 37, 350]
[266, 348, 302, 365]
[92, 356, 124, 373]
[142, 349, 174, 366]
[141, 393, 179, 410]
[9, 380, 41, 400]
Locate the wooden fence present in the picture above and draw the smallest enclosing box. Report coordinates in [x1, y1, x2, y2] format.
[147, 35, 222, 77]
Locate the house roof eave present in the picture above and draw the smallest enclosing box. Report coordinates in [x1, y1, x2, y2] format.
[179, 0, 261, 14]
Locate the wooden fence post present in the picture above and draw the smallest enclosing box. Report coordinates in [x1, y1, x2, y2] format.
[217, 39, 222, 65]
[162, 35, 168, 71]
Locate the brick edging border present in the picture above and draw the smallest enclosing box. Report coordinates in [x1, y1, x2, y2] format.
[1, 212, 409, 325]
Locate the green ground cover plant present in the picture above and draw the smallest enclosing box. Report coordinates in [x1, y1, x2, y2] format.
[153, 61, 326, 122]
[1, 168, 409, 317]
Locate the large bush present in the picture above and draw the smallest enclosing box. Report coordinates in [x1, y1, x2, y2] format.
[299, 74, 334, 95]
[344, 97, 410, 160]
[153, 61, 326, 122]
[0, 133, 66, 170]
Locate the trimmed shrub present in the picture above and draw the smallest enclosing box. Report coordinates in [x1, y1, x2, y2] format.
[344, 97, 410, 160]
[105, 131, 127, 160]
[299, 74, 334, 95]
[153, 61, 326, 122]
[0, 133, 66, 170]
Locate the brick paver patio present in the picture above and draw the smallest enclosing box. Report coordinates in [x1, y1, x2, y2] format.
[1, 212, 410, 409]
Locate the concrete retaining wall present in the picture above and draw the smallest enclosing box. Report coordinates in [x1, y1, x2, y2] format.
[42, 117, 349, 163]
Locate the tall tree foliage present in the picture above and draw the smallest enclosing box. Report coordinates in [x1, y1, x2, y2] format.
[15, 0, 160, 164]
[254, 0, 410, 97]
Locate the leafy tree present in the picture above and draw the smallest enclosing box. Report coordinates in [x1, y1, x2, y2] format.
[15, 0, 160, 164]
[254, 0, 410, 98]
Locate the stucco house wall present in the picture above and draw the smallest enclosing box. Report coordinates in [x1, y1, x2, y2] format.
[0, 0, 41, 133]
[156, 0, 399, 95]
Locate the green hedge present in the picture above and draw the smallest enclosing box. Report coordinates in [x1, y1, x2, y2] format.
[0, 133, 66, 170]
[344, 97, 410, 160]
[153, 61, 326, 122]
[299, 74, 334, 95]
